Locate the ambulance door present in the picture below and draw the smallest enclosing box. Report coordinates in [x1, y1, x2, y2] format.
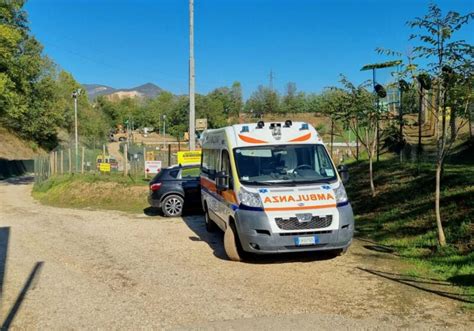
[216, 149, 233, 222]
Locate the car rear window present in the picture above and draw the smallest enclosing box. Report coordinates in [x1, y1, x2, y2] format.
[169, 170, 179, 178]
[181, 167, 200, 178]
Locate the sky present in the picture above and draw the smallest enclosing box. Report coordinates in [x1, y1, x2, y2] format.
[25, 0, 474, 98]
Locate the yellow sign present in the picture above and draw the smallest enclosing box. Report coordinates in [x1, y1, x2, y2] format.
[99, 163, 111, 172]
[177, 151, 202, 165]
[146, 151, 155, 161]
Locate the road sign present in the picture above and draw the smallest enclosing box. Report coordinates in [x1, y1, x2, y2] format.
[99, 163, 111, 172]
[177, 151, 201, 165]
[196, 118, 208, 131]
[145, 160, 162, 174]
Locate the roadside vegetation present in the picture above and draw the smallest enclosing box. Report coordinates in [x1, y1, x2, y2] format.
[346, 142, 474, 303]
[32, 174, 149, 213]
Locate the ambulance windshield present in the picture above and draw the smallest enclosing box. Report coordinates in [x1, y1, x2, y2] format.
[233, 144, 337, 185]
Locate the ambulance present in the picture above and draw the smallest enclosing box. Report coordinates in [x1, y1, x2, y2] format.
[200, 120, 354, 261]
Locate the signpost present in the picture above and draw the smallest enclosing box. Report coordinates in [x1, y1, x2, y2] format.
[195, 118, 208, 131]
[145, 160, 162, 176]
[177, 150, 201, 165]
[99, 163, 111, 173]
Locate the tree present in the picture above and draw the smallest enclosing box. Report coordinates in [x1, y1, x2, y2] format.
[408, 3, 473, 246]
[281, 82, 306, 114]
[229, 81, 243, 117]
[245, 85, 280, 116]
[338, 76, 379, 197]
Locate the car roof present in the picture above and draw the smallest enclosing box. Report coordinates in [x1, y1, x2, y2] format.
[166, 163, 200, 170]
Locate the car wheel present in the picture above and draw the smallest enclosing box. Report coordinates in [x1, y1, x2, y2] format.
[224, 223, 242, 262]
[162, 194, 184, 217]
[204, 208, 217, 232]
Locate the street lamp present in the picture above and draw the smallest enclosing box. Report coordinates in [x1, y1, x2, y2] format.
[361, 60, 402, 162]
[162, 114, 166, 149]
[72, 88, 82, 171]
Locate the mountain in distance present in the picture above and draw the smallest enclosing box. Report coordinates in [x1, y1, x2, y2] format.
[83, 82, 164, 100]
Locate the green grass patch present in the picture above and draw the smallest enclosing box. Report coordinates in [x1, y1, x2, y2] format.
[33, 173, 150, 213]
[346, 150, 474, 306]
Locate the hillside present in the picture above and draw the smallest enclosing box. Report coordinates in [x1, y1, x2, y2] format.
[83, 82, 163, 100]
[0, 127, 45, 160]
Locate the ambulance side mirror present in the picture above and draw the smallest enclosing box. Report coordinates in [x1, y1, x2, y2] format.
[337, 165, 349, 184]
[216, 171, 229, 191]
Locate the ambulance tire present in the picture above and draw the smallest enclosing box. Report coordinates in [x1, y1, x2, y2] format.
[224, 223, 242, 262]
[204, 208, 217, 232]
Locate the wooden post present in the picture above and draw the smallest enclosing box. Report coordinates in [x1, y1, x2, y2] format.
[49, 153, 53, 176]
[124, 144, 128, 176]
[68, 149, 72, 173]
[53, 151, 57, 175]
[60, 150, 64, 175]
[168, 144, 171, 166]
[81, 147, 85, 174]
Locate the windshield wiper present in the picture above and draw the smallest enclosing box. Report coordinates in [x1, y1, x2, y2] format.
[240, 180, 272, 186]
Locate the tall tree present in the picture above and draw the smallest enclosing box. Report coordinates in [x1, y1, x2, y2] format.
[245, 85, 280, 116]
[408, 3, 473, 246]
[281, 82, 306, 114]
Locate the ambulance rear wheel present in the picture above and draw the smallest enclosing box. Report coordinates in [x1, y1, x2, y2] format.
[224, 223, 242, 262]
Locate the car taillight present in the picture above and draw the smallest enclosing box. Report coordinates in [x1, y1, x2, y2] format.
[150, 183, 162, 191]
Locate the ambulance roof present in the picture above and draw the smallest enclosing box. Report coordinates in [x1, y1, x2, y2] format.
[201, 121, 324, 148]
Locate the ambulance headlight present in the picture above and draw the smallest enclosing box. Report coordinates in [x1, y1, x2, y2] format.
[238, 187, 263, 208]
[334, 183, 348, 204]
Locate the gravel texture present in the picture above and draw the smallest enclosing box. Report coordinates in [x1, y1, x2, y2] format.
[0, 177, 472, 330]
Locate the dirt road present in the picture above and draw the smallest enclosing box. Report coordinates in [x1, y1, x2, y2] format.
[0, 178, 472, 329]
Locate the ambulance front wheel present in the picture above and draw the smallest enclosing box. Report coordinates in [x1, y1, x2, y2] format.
[224, 223, 242, 262]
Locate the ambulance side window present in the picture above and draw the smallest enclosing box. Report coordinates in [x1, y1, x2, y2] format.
[202, 149, 219, 180]
[221, 150, 233, 189]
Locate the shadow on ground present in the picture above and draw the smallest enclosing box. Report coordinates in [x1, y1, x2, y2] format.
[1, 176, 34, 186]
[0, 226, 44, 329]
[357, 267, 474, 304]
[182, 216, 338, 264]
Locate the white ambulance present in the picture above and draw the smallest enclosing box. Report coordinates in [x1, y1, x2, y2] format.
[200, 120, 354, 261]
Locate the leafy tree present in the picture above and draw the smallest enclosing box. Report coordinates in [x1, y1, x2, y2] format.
[281, 82, 306, 114]
[408, 3, 473, 246]
[245, 85, 280, 116]
[338, 76, 379, 196]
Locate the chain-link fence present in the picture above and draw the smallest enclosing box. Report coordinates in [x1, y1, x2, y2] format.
[34, 142, 180, 184]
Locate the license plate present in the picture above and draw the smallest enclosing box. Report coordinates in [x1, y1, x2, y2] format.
[295, 236, 319, 246]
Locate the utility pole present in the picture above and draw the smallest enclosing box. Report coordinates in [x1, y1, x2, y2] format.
[72, 89, 81, 172]
[163, 114, 166, 149]
[189, 0, 196, 151]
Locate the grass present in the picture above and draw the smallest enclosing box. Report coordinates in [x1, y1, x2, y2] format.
[33, 173, 150, 213]
[345, 143, 474, 306]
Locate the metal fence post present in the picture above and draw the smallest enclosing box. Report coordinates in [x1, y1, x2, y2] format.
[68, 149, 72, 174]
[124, 144, 128, 176]
[81, 147, 85, 174]
[60, 150, 64, 175]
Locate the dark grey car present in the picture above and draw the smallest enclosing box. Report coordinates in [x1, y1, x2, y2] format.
[148, 165, 201, 217]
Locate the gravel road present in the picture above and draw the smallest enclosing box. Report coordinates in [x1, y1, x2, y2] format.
[0, 178, 472, 330]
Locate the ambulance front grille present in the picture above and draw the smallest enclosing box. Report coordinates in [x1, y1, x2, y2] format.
[275, 215, 332, 230]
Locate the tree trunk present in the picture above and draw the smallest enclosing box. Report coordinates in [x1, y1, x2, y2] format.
[435, 160, 447, 246]
[417, 88, 423, 160]
[330, 119, 334, 159]
[450, 108, 456, 142]
[469, 104, 473, 140]
[369, 153, 375, 197]
[355, 118, 359, 161]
